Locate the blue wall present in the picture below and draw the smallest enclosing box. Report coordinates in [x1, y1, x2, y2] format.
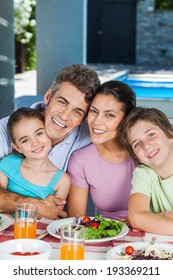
[0, 0, 14, 117]
[36, 0, 87, 95]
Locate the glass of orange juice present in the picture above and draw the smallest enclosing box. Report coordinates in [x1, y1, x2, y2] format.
[60, 224, 85, 260]
[14, 203, 37, 239]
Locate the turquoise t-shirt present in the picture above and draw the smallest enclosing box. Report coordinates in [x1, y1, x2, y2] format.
[0, 154, 64, 200]
[131, 165, 173, 213]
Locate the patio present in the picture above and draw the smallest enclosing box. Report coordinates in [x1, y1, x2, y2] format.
[14, 64, 173, 121]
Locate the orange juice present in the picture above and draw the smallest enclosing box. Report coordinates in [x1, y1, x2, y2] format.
[14, 221, 36, 239]
[60, 244, 84, 260]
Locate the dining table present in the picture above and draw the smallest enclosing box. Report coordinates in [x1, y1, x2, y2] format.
[1, 216, 173, 260]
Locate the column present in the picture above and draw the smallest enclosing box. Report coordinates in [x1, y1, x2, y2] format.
[36, 0, 87, 94]
[0, 0, 15, 118]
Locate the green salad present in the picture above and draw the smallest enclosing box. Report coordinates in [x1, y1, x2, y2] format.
[80, 215, 124, 240]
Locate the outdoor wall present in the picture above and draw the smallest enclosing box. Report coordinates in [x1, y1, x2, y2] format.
[136, 0, 173, 65]
[36, 0, 87, 94]
[0, 0, 14, 118]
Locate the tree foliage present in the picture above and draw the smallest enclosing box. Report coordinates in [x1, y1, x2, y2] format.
[156, 0, 173, 10]
[14, 0, 36, 70]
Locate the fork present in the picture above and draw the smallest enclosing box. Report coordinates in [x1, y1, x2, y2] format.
[36, 230, 49, 240]
[73, 214, 80, 224]
[144, 237, 161, 257]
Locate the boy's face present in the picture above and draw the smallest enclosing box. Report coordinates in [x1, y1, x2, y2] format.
[128, 120, 173, 171]
[43, 82, 89, 145]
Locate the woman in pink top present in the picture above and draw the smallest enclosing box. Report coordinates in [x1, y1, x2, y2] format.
[67, 80, 136, 220]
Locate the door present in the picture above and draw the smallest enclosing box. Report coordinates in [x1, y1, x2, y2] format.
[87, 0, 136, 64]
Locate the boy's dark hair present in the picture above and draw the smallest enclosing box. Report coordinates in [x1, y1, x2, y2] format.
[119, 106, 173, 163]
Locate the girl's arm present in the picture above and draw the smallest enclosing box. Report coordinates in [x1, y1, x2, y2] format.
[0, 170, 8, 189]
[67, 185, 89, 217]
[128, 193, 173, 235]
[54, 173, 71, 210]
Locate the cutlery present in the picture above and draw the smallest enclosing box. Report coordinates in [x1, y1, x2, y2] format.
[144, 237, 161, 257]
[37, 231, 49, 240]
[73, 214, 80, 224]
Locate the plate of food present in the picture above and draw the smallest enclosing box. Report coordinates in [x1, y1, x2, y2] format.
[47, 215, 129, 243]
[0, 214, 12, 231]
[106, 242, 173, 260]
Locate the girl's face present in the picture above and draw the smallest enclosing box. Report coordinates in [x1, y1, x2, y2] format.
[128, 120, 173, 170]
[87, 94, 125, 145]
[11, 118, 51, 159]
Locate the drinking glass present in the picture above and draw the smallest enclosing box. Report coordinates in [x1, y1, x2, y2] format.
[14, 203, 37, 239]
[60, 224, 85, 260]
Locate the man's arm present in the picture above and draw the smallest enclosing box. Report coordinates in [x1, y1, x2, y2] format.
[0, 116, 11, 159]
[0, 187, 67, 220]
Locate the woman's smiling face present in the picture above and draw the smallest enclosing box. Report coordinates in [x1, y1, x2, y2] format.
[87, 94, 125, 145]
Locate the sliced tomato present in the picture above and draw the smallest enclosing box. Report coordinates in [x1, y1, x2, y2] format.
[31, 251, 39, 255]
[125, 246, 134, 255]
[90, 222, 99, 229]
[82, 216, 91, 223]
[23, 252, 32, 256]
[12, 251, 23, 256]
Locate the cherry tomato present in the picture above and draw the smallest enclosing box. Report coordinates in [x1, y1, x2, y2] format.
[23, 252, 32, 256]
[125, 246, 134, 255]
[82, 216, 91, 223]
[90, 222, 99, 229]
[31, 251, 39, 255]
[12, 251, 23, 256]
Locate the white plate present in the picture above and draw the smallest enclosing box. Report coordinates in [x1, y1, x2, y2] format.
[0, 214, 12, 231]
[106, 242, 173, 260]
[47, 217, 129, 244]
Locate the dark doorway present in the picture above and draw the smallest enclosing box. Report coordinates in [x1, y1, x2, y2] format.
[87, 0, 136, 64]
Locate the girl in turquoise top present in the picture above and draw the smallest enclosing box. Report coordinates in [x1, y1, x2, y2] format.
[0, 107, 70, 208]
[120, 107, 173, 235]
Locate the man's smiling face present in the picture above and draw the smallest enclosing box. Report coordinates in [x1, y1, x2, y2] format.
[43, 82, 89, 145]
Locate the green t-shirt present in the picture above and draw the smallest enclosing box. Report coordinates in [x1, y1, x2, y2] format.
[130, 165, 173, 213]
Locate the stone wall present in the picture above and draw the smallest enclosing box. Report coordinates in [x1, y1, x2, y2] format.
[136, 0, 173, 65]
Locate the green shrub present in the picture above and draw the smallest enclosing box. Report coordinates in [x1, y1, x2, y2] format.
[156, 0, 173, 10]
[14, 0, 36, 71]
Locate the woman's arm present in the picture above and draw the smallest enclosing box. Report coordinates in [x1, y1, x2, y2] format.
[67, 185, 89, 217]
[128, 193, 173, 235]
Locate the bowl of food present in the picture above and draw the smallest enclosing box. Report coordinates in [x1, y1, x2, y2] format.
[106, 242, 173, 260]
[0, 239, 52, 260]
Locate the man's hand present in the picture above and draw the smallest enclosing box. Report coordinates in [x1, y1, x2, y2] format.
[37, 195, 67, 220]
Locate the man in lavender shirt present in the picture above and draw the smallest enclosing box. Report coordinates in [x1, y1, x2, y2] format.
[0, 64, 100, 219]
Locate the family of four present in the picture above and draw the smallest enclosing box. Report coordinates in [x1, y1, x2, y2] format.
[0, 64, 173, 235]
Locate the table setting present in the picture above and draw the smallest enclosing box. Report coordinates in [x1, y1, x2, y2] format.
[1, 209, 173, 260]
